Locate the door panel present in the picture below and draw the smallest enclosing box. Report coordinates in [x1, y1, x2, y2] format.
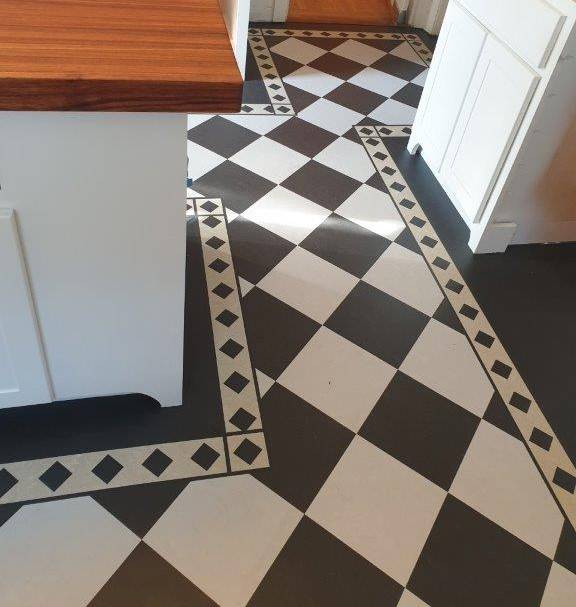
[441, 36, 539, 222]
[0, 209, 52, 408]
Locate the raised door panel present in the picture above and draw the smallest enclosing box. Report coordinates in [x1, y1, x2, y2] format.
[441, 36, 539, 222]
[0, 210, 52, 408]
[414, 1, 486, 172]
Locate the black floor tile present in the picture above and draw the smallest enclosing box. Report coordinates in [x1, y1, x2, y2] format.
[92, 479, 190, 537]
[242, 288, 320, 379]
[555, 520, 576, 576]
[325, 82, 387, 115]
[228, 217, 295, 284]
[392, 83, 424, 108]
[301, 214, 390, 278]
[309, 53, 366, 80]
[326, 282, 429, 367]
[248, 517, 402, 607]
[482, 392, 523, 441]
[252, 384, 353, 511]
[0, 503, 20, 529]
[393, 226, 421, 255]
[283, 82, 319, 112]
[296, 36, 347, 51]
[193, 161, 275, 214]
[187, 116, 259, 158]
[372, 54, 427, 81]
[270, 52, 304, 78]
[88, 543, 217, 607]
[362, 38, 406, 52]
[433, 298, 466, 335]
[408, 495, 552, 607]
[360, 372, 480, 490]
[267, 117, 337, 157]
[282, 160, 362, 211]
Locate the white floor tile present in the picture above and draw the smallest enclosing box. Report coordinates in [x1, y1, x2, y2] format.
[389, 41, 427, 66]
[242, 185, 331, 244]
[336, 184, 405, 240]
[187, 114, 215, 130]
[411, 69, 429, 87]
[258, 247, 358, 324]
[221, 114, 291, 135]
[256, 369, 275, 397]
[398, 589, 430, 607]
[331, 40, 386, 66]
[284, 65, 344, 97]
[299, 98, 364, 136]
[187, 141, 225, 180]
[270, 37, 327, 64]
[369, 99, 418, 126]
[401, 319, 494, 417]
[541, 563, 576, 607]
[225, 207, 239, 223]
[450, 421, 564, 558]
[349, 67, 409, 97]
[0, 497, 138, 607]
[314, 137, 376, 182]
[308, 436, 446, 585]
[239, 276, 255, 297]
[279, 327, 395, 431]
[363, 243, 444, 315]
[229, 137, 308, 184]
[145, 475, 301, 607]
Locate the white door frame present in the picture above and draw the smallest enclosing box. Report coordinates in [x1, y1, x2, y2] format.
[273, 0, 290, 21]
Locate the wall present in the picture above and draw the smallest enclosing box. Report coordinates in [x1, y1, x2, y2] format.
[251, 0, 275, 21]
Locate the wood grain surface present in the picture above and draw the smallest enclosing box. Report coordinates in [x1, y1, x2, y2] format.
[288, 0, 397, 26]
[0, 0, 243, 112]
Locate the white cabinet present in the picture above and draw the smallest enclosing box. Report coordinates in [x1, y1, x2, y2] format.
[441, 36, 538, 222]
[409, 0, 576, 252]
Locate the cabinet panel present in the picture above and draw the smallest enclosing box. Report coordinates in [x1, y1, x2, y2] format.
[414, 1, 486, 172]
[441, 36, 538, 222]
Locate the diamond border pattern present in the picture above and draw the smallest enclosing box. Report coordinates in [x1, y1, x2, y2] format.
[357, 127, 576, 527]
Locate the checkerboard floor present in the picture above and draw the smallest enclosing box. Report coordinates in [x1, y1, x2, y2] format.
[1, 27, 575, 607]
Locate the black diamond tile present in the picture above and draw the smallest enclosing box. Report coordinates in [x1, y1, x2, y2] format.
[212, 282, 234, 299]
[409, 216, 425, 228]
[243, 287, 320, 379]
[0, 468, 18, 498]
[282, 160, 362, 211]
[373, 151, 388, 161]
[326, 282, 429, 367]
[365, 171, 390, 193]
[228, 217, 295, 284]
[224, 371, 250, 394]
[267, 117, 337, 157]
[392, 83, 424, 108]
[309, 52, 366, 79]
[248, 517, 402, 607]
[143, 449, 173, 477]
[252, 384, 353, 510]
[394, 227, 421, 255]
[0, 503, 20, 529]
[215, 309, 239, 328]
[492, 360, 512, 379]
[475, 331, 495, 348]
[234, 438, 262, 464]
[432, 256, 450, 270]
[399, 197, 416, 209]
[446, 279, 464, 294]
[283, 82, 320, 112]
[92, 455, 123, 484]
[459, 304, 479, 320]
[529, 427, 553, 451]
[88, 543, 218, 607]
[408, 496, 552, 607]
[391, 181, 406, 192]
[229, 407, 257, 432]
[298, 36, 344, 51]
[191, 443, 221, 471]
[219, 338, 244, 359]
[202, 215, 222, 229]
[421, 235, 438, 248]
[39, 462, 72, 491]
[269, 52, 303, 78]
[483, 391, 523, 440]
[188, 116, 259, 158]
[433, 299, 465, 335]
[362, 38, 406, 52]
[205, 236, 225, 250]
[199, 200, 218, 213]
[555, 520, 576, 575]
[208, 258, 230, 274]
[553, 468, 576, 493]
[510, 392, 531, 413]
[93, 479, 189, 537]
[371, 54, 427, 81]
[361, 372, 479, 489]
[193, 161, 275, 214]
[301, 214, 390, 278]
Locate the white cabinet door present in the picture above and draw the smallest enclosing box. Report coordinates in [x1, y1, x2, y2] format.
[441, 35, 539, 222]
[0, 210, 52, 408]
[412, 1, 486, 172]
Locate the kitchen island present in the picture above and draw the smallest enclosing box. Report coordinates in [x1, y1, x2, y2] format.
[0, 0, 243, 408]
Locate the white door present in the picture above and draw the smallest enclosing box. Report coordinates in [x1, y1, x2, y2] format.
[441, 35, 539, 222]
[412, 1, 486, 172]
[0, 210, 52, 408]
[219, 0, 251, 77]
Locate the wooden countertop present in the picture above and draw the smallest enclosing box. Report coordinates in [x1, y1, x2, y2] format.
[0, 0, 243, 112]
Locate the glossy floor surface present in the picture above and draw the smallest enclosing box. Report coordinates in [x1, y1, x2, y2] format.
[1, 25, 575, 607]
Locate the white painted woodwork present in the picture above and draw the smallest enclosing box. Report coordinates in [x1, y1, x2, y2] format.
[0, 209, 53, 408]
[409, 0, 576, 252]
[250, 0, 274, 21]
[219, 0, 250, 77]
[0, 112, 186, 408]
[408, 0, 449, 35]
[415, 1, 486, 172]
[441, 36, 538, 222]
